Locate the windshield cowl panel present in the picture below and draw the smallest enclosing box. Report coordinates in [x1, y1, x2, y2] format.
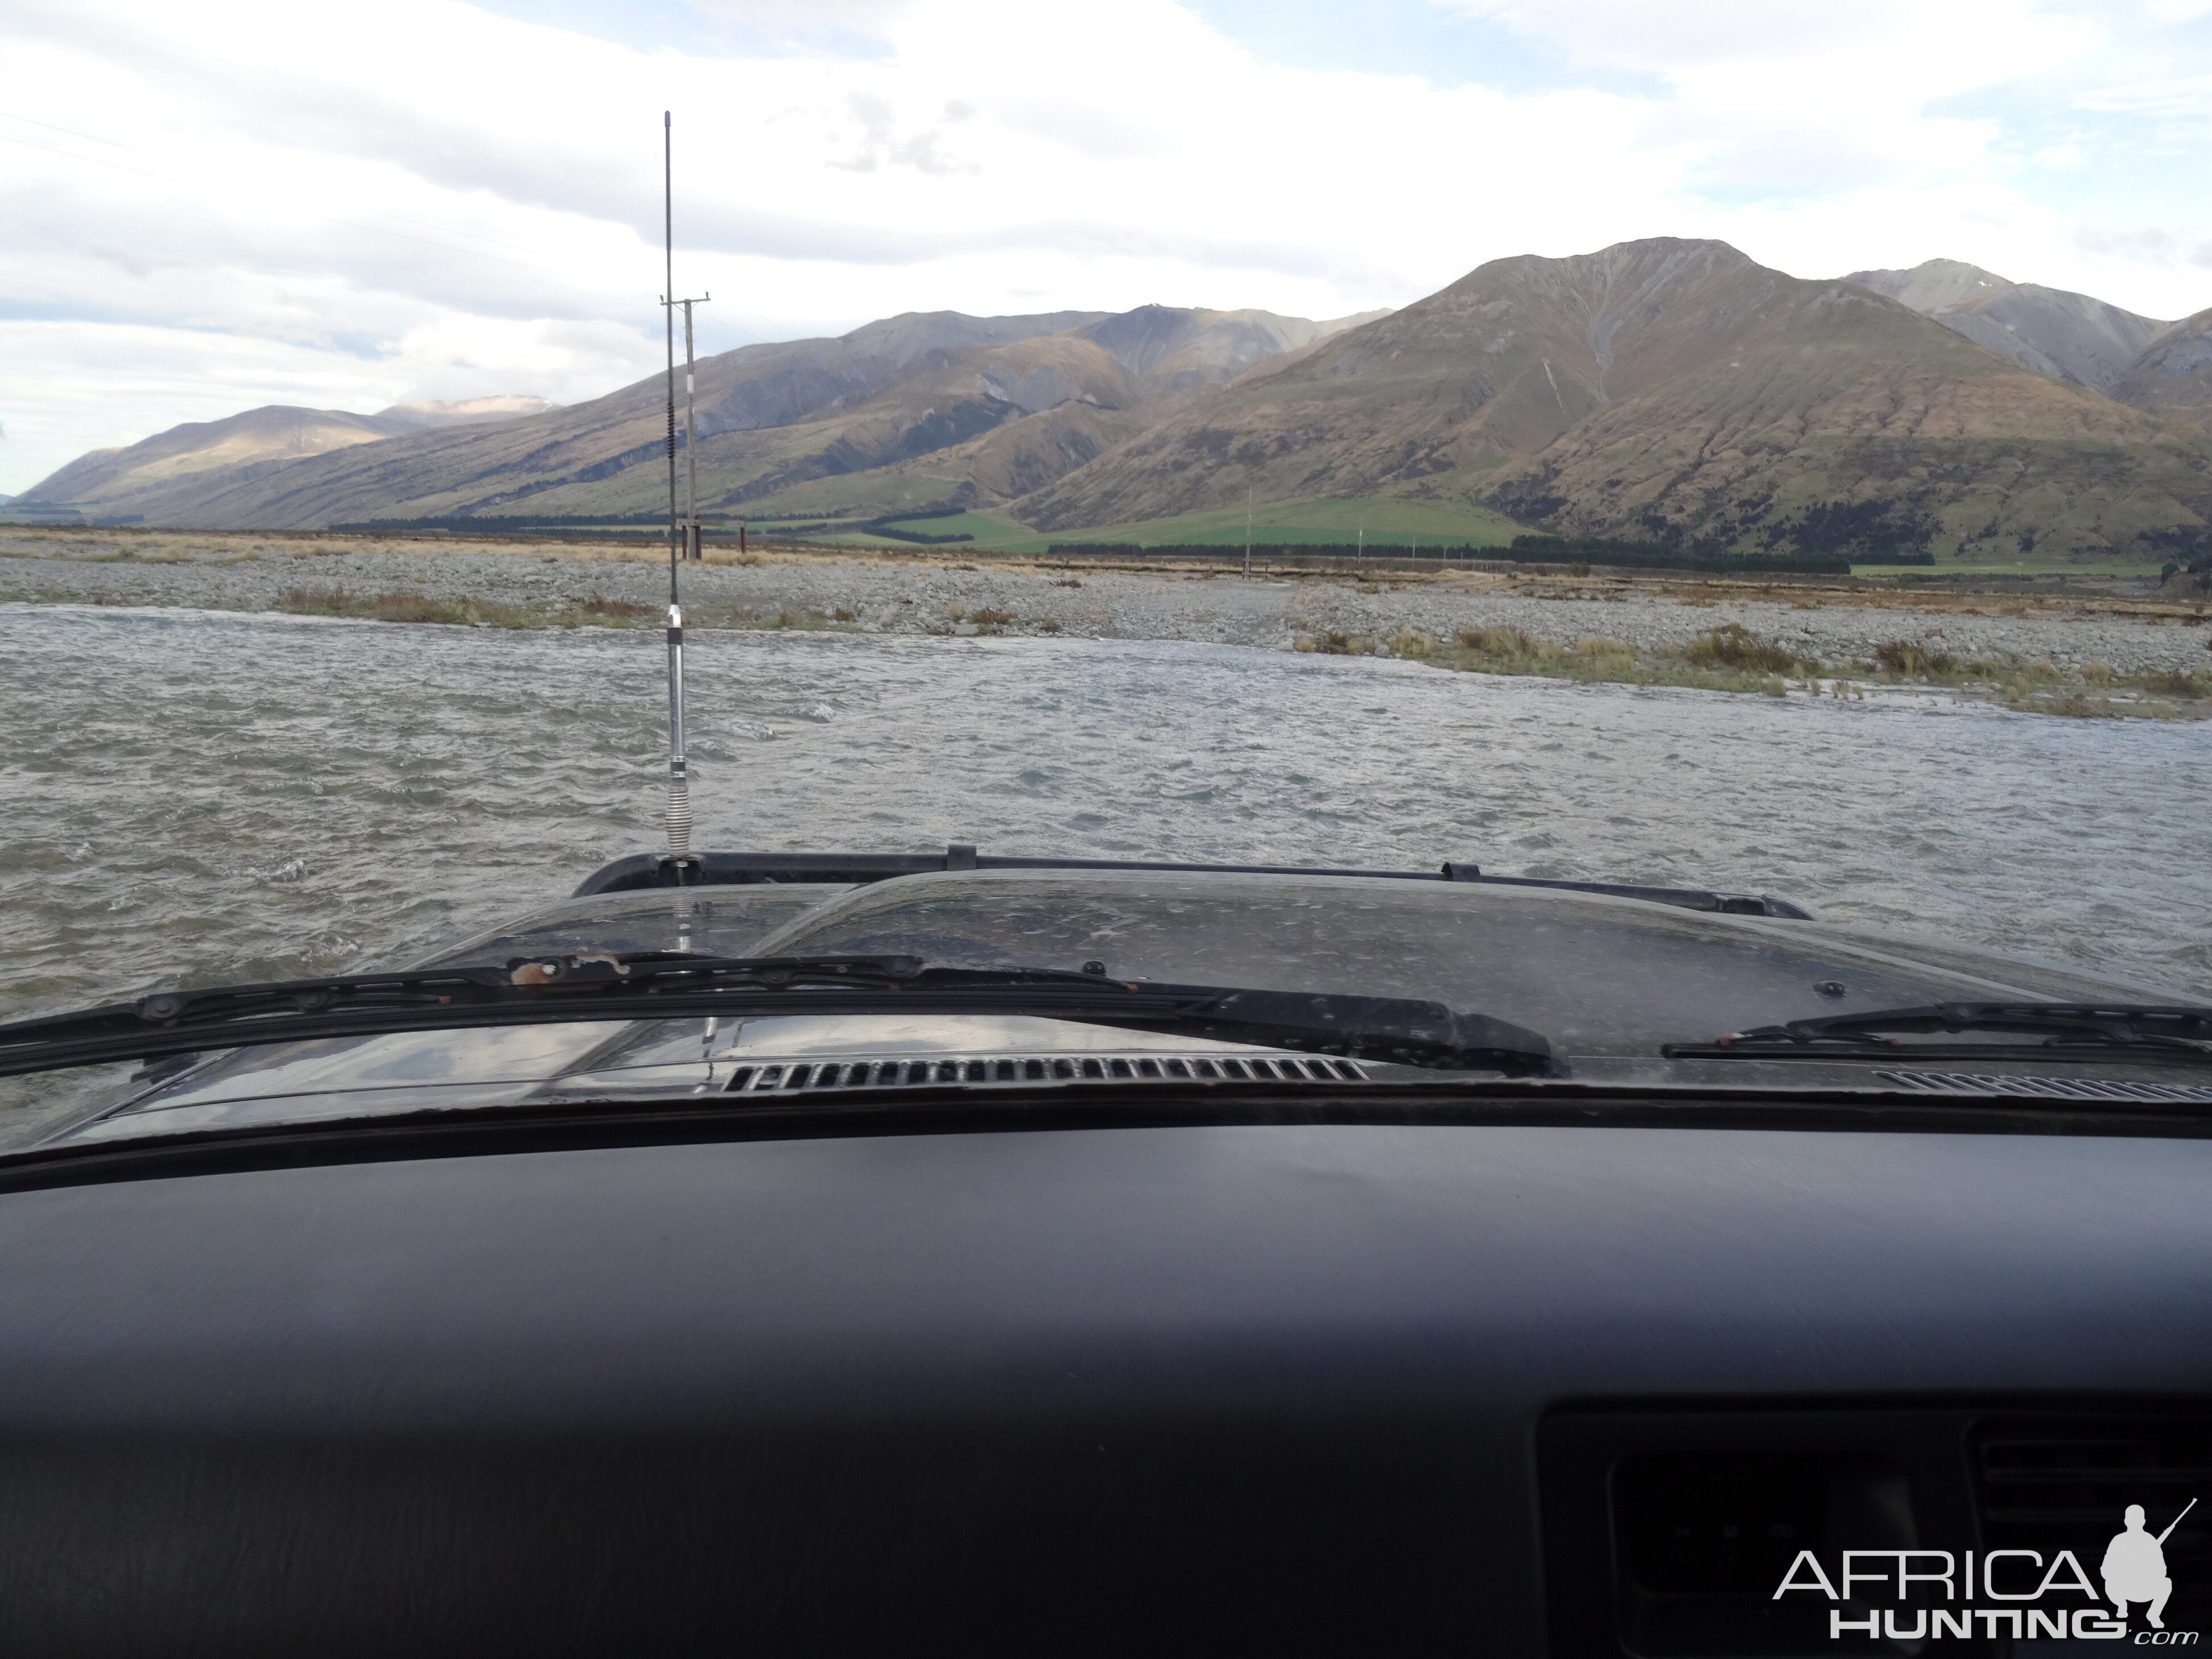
[40, 1013, 2212, 1150]
[43, 1013, 1464, 1144]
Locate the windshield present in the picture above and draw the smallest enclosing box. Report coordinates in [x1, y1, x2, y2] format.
[7, 96, 2212, 1152]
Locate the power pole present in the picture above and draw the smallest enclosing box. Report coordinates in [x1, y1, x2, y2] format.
[662, 113, 678, 592]
[1244, 488, 1253, 581]
[1357, 525, 1363, 569]
[664, 293, 712, 558]
[658, 110, 692, 874]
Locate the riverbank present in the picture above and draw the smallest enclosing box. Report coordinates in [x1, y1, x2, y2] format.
[7, 527, 2211, 717]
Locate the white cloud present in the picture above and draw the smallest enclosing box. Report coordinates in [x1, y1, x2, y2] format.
[1438, 0, 2095, 77]
[2, 0, 2211, 491]
[686, 0, 915, 29]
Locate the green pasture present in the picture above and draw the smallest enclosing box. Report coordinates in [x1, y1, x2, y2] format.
[1047, 497, 1527, 548]
[795, 497, 1530, 555]
[1852, 558, 2170, 579]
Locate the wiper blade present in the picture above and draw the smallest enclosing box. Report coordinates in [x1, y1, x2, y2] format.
[0, 954, 1557, 1080]
[1075, 987, 1555, 1076]
[1664, 1002, 2212, 1064]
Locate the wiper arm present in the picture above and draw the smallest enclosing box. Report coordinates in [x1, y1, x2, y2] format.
[0, 954, 1557, 1080]
[1060, 987, 1555, 1076]
[1663, 1002, 2212, 1064]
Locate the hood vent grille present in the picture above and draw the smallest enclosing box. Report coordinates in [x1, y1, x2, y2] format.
[1875, 1071, 2212, 1104]
[726, 1053, 1371, 1095]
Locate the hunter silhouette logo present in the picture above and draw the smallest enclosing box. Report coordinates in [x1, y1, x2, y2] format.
[2107, 1501, 2194, 1631]
[1772, 1499, 2199, 1643]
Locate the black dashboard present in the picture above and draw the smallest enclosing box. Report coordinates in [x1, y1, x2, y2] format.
[0, 1117, 2204, 1655]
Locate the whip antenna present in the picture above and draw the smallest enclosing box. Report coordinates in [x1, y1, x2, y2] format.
[658, 110, 695, 874]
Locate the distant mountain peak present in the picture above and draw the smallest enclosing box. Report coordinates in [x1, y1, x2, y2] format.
[1845, 259, 2015, 314]
[375, 396, 558, 428]
[1842, 259, 2172, 393]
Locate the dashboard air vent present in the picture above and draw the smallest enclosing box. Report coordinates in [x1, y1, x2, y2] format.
[1972, 1414, 2212, 1633]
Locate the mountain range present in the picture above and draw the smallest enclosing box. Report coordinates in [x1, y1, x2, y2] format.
[19, 397, 557, 529]
[18, 244, 2212, 562]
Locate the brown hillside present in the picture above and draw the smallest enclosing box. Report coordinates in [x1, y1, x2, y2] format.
[1020, 239, 2212, 558]
[23, 407, 408, 516]
[2112, 307, 2212, 435]
[16, 399, 559, 524]
[66, 306, 1367, 529]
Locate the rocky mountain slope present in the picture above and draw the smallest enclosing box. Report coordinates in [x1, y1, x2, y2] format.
[2111, 306, 2212, 434]
[1022, 239, 2212, 559]
[21, 397, 556, 525]
[16, 308, 1373, 530]
[1843, 258, 2170, 392]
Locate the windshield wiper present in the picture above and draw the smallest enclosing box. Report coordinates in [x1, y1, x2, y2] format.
[0, 953, 1557, 1080]
[1662, 1002, 2212, 1064]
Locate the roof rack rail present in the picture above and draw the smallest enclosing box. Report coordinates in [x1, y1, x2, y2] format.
[572, 848, 1812, 920]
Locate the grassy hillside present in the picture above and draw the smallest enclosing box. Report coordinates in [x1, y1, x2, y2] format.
[799, 496, 1527, 554]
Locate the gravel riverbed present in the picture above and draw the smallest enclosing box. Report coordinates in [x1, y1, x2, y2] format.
[6, 538, 2210, 678]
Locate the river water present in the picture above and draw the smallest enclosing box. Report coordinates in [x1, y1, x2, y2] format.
[4, 601, 2210, 1020]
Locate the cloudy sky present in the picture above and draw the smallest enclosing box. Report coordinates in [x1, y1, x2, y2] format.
[6, 0, 2212, 494]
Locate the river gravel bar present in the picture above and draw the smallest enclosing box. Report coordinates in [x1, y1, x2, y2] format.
[6, 531, 2211, 680]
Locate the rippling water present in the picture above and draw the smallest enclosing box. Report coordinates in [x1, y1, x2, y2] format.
[4, 601, 2210, 1019]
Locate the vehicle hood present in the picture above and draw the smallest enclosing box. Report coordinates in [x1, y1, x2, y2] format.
[44, 869, 2204, 1146]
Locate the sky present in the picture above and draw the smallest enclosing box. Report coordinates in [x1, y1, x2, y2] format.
[6, 0, 2212, 494]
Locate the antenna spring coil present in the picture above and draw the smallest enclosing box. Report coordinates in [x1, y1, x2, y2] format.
[666, 779, 694, 861]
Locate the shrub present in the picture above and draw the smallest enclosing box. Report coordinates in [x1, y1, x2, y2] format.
[2139, 669, 2210, 699]
[280, 586, 444, 624]
[1455, 625, 1540, 655]
[1874, 639, 1959, 676]
[577, 594, 651, 620]
[372, 592, 457, 624]
[2045, 694, 2112, 719]
[1687, 624, 1797, 672]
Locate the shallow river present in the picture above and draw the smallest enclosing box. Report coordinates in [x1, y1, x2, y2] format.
[4, 602, 2210, 1018]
